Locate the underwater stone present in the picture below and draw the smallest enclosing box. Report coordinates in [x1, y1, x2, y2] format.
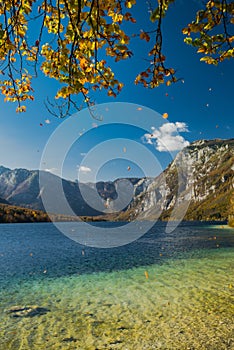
[6, 305, 50, 318]
[62, 337, 77, 343]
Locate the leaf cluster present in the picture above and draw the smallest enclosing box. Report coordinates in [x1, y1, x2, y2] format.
[183, 1, 234, 65]
[0, 0, 233, 116]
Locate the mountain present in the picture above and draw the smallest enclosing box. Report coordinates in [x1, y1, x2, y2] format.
[1, 138, 233, 222]
[120, 138, 234, 222]
[0, 166, 11, 175]
[0, 197, 9, 205]
[0, 166, 147, 216]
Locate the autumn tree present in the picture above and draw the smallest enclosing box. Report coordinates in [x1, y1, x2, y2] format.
[0, 0, 233, 116]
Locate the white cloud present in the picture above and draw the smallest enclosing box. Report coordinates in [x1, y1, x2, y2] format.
[79, 165, 92, 173]
[143, 122, 190, 152]
[44, 167, 58, 173]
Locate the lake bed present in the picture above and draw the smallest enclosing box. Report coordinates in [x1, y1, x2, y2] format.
[0, 222, 233, 349]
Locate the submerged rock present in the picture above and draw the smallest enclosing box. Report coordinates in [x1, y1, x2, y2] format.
[62, 337, 77, 343]
[6, 305, 50, 318]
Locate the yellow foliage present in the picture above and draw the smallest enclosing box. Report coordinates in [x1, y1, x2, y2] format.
[0, 0, 232, 115]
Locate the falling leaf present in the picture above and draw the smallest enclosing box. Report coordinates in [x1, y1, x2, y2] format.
[144, 271, 149, 279]
[162, 112, 168, 119]
[140, 31, 150, 42]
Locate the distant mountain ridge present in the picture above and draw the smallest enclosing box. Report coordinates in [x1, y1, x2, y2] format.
[0, 166, 147, 216]
[1, 138, 233, 221]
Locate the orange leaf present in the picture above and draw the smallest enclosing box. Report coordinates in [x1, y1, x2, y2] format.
[140, 32, 150, 42]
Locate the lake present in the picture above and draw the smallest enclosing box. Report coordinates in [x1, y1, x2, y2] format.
[0, 222, 233, 349]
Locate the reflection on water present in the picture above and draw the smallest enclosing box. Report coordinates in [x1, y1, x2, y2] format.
[0, 222, 233, 349]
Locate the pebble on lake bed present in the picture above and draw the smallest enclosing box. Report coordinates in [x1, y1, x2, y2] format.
[62, 337, 77, 343]
[6, 305, 50, 318]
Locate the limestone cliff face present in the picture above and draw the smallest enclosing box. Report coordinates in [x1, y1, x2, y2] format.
[125, 139, 234, 221]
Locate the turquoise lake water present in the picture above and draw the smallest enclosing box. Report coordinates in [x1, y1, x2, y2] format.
[0, 222, 233, 349]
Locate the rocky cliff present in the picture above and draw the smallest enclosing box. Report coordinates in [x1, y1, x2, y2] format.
[121, 138, 234, 221]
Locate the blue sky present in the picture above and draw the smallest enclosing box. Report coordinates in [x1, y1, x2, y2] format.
[0, 1, 233, 182]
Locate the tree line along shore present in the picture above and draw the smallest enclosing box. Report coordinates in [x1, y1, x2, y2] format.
[0, 203, 233, 227]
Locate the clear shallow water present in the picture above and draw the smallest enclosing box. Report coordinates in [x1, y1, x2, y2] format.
[0, 222, 233, 349]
